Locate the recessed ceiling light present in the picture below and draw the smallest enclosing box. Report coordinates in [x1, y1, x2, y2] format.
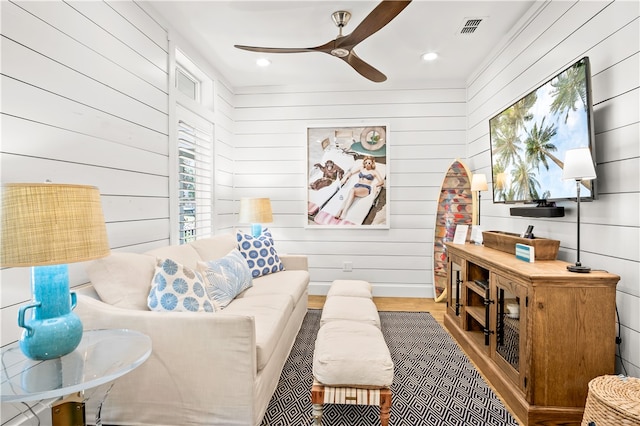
[256, 58, 271, 67]
[422, 52, 438, 61]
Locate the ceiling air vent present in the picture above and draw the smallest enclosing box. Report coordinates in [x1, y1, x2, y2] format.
[459, 18, 483, 34]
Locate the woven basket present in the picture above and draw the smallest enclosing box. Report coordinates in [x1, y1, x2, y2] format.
[581, 375, 640, 426]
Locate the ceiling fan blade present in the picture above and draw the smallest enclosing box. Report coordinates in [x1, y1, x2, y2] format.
[338, 0, 411, 49]
[234, 45, 315, 54]
[234, 1, 409, 83]
[342, 51, 387, 83]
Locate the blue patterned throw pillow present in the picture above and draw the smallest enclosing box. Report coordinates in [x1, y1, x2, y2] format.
[147, 258, 217, 313]
[236, 228, 285, 278]
[197, 249, 253, 308]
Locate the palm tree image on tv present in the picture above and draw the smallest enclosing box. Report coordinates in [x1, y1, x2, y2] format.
[490, 58, 594, 203]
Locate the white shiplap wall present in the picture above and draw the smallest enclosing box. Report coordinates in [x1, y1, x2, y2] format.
[231, 0, 639, 379]
[466, 0, 640, 377]
[234, 82, 468, 297]
[0, 0, 239, 332]
[0, 0, 231, 421]
[1, 0, 235, 419]
[1, 0, 170, 338]
[0, 1, 172, 423]
[1, 2, 638, 424]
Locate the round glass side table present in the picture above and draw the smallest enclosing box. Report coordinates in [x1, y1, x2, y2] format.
[1, 329, 152, 425]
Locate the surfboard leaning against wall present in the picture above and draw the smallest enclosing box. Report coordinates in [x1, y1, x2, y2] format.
[432, 159, 474, 302]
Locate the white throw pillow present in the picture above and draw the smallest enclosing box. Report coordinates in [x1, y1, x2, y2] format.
[87, 252, 156, 310]
[236, 228, 285, 278]
[197, 249, 253, 308]
[147, 258, 217, 313]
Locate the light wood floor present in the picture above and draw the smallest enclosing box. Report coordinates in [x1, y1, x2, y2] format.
[308, 295, 445, 325]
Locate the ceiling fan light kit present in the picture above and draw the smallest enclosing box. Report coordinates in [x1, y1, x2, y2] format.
[234, 0, 412, 82]
[256, 58, 271, 67]
[331, 48, 350, 58]
[422, 52, 438, 61]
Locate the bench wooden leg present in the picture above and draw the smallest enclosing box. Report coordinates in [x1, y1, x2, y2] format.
[311, 384, 324, 425]
[312, 403, 323, 426]
[380, 388, 392, 426]
[312, 384, 392, 426]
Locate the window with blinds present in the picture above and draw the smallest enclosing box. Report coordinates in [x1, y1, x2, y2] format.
[177, 107, 213, 244]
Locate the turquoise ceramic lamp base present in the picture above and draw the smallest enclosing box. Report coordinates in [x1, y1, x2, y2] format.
[18, 264, 83, 360]
[251, 223, 263, 238]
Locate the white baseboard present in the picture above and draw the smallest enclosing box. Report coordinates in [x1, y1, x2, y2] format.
[308, 282, 434, 298]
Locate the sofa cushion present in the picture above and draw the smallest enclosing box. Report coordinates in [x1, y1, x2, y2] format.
[145, 244, 202, 270]
[87, 252, 156, 310]
[237, 270, 309, 306]
[220, 294, 293, 371]
[197, 249, 253, 308]
[147, 258, 217, 313]
[236, 228, 285, 278]
[190, 234, 238, 261]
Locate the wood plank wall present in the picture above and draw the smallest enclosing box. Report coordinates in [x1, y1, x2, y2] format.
[234, 83, 467, 298]
[1, 2, 637, 424]
[232, 0, 639, 378]
[0, 1, 235, 422]
[5, 2, 167, 423]
[466, 0, 639, 377]
[1, 0, 170, 349]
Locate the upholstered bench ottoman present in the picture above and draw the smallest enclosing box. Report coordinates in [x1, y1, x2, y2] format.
[312, 320, 394, 426]
[327, 279, 373, 298]
[320, 295, 381, 328]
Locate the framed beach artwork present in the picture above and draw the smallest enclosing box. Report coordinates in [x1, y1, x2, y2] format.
[306, 125, 389, 229]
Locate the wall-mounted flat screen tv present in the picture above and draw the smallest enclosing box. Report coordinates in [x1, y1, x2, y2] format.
[489, 57, 596, 204]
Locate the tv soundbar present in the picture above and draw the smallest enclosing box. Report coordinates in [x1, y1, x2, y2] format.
[510, 206, 565, 218]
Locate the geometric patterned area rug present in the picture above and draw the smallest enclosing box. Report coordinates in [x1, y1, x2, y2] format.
[261, 310, 519, 426]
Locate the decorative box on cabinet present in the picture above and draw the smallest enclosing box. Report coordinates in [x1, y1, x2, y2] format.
[443, 243, 619, 426]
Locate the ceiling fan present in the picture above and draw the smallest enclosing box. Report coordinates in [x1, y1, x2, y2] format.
[234, 0, 412, 83]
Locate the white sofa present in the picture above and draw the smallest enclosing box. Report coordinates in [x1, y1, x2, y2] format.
[76, 233, 309, 426]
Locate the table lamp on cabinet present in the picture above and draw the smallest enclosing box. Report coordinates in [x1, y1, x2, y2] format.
[0, 183, 110, 360]
[239, 197, 273, 237]
[562, 148, 596, 273]
[470, 173, 488, 245]
[471, 173, 488, 226]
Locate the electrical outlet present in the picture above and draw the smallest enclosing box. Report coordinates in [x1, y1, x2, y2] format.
[343, 261, 353, 272]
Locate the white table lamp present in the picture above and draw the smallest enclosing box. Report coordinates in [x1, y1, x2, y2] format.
[562, 148, 596, 273]
[471, 173, 488, 226]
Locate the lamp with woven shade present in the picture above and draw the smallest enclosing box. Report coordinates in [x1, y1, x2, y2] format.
[238, 197, 273, 237]
[1, 183, 110, 360]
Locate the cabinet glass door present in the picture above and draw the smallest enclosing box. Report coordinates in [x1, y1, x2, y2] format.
[492, 275, 527, 391]
[446, 255, 463, 322]
[451, 262, 462, 316]
[495, 284, 521, 372]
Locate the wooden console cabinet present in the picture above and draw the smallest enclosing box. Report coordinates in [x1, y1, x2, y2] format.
[443, 243, 619, 426]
